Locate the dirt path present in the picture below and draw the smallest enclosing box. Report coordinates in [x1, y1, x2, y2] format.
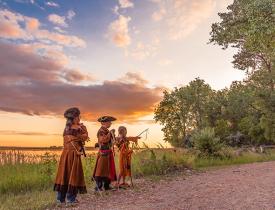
[54, 161, 275, 210]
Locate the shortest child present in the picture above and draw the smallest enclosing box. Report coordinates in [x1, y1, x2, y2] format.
[116, 126, 140, 187]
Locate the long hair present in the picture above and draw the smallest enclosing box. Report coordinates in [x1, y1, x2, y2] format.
[66, 118, 74, 127]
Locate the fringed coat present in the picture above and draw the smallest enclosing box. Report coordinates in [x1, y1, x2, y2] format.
[116, 136, 138, 177]
[93, 126, 117, 181]
[54, 124, 88, 194]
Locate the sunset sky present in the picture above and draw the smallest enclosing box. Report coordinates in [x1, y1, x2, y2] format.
[0, 0, 245, 147]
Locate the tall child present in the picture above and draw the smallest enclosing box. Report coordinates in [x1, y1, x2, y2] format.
[54, 107, 88, 206]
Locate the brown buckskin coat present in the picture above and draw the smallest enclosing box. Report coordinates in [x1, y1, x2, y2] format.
[93, 126, 117, 181]
[54, 124, 88, 194]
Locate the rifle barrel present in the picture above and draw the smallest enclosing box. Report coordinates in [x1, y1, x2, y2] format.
[137, 128, 149, 137]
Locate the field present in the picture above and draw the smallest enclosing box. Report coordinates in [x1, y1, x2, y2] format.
[1, 147, 275, 210]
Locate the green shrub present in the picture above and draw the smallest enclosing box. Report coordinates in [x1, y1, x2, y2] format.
[214, 119, 230, 141]
[192, 127, 224, 157]
[131, 148, 191, 177]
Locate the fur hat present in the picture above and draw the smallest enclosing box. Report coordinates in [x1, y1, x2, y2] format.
[64, 107, 80, 119]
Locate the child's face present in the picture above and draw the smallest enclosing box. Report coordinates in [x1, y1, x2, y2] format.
[119, 129, 127, 137]
[102, 121, 112, 128]
[73, 116, 80, 124]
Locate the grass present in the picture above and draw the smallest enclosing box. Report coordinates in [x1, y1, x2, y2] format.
[0, 189, 55, 210]
[193, 149, 275, 168]
[2, 148, 275, 209]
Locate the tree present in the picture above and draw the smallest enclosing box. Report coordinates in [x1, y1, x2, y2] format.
[154, 88, 192, 147]
[154, 78, 215, 147]
[210, 0, 275, 142]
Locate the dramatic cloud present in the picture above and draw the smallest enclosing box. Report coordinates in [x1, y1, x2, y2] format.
[108, 15, 131, 48]
[0, 42, 162, 122]
[152, 0, 216, 40]
[0, 9, 85, 47]
[48, 13, 68, 27]
[0, 42, 92, 85]
[119, 0, 134, 8]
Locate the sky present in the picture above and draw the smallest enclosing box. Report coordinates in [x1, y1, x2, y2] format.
[0, 0, 245, 147]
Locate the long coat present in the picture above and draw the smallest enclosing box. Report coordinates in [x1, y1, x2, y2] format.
[54, 124, 88, 194]
[93, 126, 117, 181]
[116, 136, 138, 177]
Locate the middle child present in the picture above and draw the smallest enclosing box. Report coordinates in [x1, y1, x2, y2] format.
[93, 116, 117, 191]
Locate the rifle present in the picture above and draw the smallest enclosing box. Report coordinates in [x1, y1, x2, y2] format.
[70, 123, 90, 157]
[80, 138, 89, 157]
[132, 128, 149, 149]
[137, 128, 149, 138]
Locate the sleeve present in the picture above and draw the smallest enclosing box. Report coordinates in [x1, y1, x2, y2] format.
[79, 125, 89, 140]
[126, 137, 139, 142]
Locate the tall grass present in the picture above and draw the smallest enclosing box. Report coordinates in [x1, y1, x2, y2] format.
[0, 150, 41, 165]
[132, 148, 193, 177]
[194, 149, 275, 168]
[0, 152, 57, 194]
[2, 147, 275, 209]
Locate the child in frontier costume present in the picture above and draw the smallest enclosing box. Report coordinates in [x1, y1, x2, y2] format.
[92, 116, 117, 191]
[115, 126, 140, 187]
[54, 107, 89, 206]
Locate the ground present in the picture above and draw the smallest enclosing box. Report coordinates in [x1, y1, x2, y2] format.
[52, 161, 275, 210]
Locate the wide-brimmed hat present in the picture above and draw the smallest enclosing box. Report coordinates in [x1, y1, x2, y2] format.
[98, 116, 117, 122]
[64, 107, 80, 119]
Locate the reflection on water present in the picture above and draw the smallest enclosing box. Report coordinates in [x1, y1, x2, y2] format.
[0, 148, 98, 165]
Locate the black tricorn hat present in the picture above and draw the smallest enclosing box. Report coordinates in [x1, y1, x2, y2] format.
[64, 107, 80, 119]
[98, 116, 117, 122]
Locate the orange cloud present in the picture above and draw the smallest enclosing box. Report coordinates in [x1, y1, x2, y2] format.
[0, 9, 86, 48]
[0, 42, 90, 84]
[0, 9, 27, 39]
[0, 21, 25, 38]
[0, 42, 163, 122]
[26, 17, 40, 31]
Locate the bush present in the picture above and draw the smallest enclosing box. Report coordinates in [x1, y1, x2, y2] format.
[131, 147, 191, 177]
[225, 131, 247, 147]
[214, 119, 230, 141]
[192, 127, 224, 157]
